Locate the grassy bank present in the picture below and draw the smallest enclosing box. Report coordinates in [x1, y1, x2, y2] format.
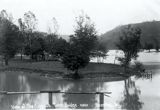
[0, 60, 128, 79]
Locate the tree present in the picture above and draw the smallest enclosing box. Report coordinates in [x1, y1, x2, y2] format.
[45, 17, 61, 59]
[54, 37, 68, 57]
[18, 18, 26, 60]
[144, 42, 153, 52]
[47, 17, 59, 35]
[23, 11, 38, 59]
[62, 14, 98, 79]
[73, 14, 97, 54]
[0, 10, 13, 22]
[24, 11, 37, 32]
[91, 40, 107, 63]
[0, 11, 20, 65]
[153, 38, 159, 52]
[44, 33, 58, 56]
[24, 32, 46, 61]
[116, 25, 141, 72]
[62, 42, 90, 79]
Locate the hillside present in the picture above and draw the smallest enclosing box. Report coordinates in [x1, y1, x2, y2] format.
[100, 21, 160, 49]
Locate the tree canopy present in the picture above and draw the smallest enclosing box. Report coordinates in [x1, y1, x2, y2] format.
[0, 11, 20, 65]
[116, 25, 141, 71]
[62, 14, 98, 78]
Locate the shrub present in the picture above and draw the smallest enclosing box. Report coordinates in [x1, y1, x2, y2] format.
[132, 61, 145, 73]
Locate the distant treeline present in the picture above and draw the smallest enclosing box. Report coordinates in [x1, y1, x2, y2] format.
[100, 21, 160, 51]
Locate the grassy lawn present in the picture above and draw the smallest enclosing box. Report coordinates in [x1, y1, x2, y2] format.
[0, 59, 124, 75]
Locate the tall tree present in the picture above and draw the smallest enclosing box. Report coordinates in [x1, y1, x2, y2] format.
[47, 17, 59, 34]
[116, 25, 141, 72]
[45, 33, 58, 56]
[62, 14, 98, 79]
[0, 10, 19, 65]
[24, 11, 37, 32]
[73, 14, 97, 54]
[18, 18, 26, 60]
[0, 10, 13, 22]
[23, 11, 38, 59]
[45, 17, 60, 58]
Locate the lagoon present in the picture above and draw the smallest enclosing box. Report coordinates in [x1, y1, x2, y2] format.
[0, 50, 160, 110]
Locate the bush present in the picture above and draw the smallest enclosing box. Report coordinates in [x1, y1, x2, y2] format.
[132, 61, 145, 73]
[117, 57, 126, 66]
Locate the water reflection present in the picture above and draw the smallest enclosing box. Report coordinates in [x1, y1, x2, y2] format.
[120, 78, 143, 110]
[63, 81, 103, 109]
[0, 72, 49, 110]
[0, 68, 160, 110]
[0, 72, 103, 109]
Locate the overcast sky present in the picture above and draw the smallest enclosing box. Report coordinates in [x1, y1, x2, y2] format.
[1, 0, 160, 35]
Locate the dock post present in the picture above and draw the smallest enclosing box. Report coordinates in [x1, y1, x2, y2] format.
[99, 93, 104, 110]
[48, 92, 55, 109]
[49, 92, 53, 106]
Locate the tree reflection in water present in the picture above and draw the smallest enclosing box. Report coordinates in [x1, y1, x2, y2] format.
[0, 72, 104, 109]
[0, 72, 49, 110]
[120, 78, 143, 110]
[63, 81, 103, 109]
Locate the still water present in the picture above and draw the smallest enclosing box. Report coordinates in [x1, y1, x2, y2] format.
[0, 51, 160, 110]
[90, 50, 160, 64]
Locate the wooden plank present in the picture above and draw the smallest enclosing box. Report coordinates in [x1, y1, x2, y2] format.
[40, 90, 60, 93]
[6, 91, 40, 95]
[0, 91, 111, 95]
[0, 91, 7, 94]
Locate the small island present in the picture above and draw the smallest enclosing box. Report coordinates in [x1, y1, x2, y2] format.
[0, 11, 148, 80]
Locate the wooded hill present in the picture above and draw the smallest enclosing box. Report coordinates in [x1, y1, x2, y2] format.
[100, 21, 160, 49]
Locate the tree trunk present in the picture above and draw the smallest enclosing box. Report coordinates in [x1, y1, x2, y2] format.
[124, 56, 131, 74]
[20, 50, 23, 60]
[31, 54, 34, 60]
[5, 58, 8, 66]
[35, 55, 38, 61]
[30, 54, 33, 60]
[73, 69, 80, 79]
[42, 53, 45, 61]
[21, 53, 23, 60]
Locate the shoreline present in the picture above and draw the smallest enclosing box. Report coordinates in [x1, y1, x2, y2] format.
[0, 65, 130, 81]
